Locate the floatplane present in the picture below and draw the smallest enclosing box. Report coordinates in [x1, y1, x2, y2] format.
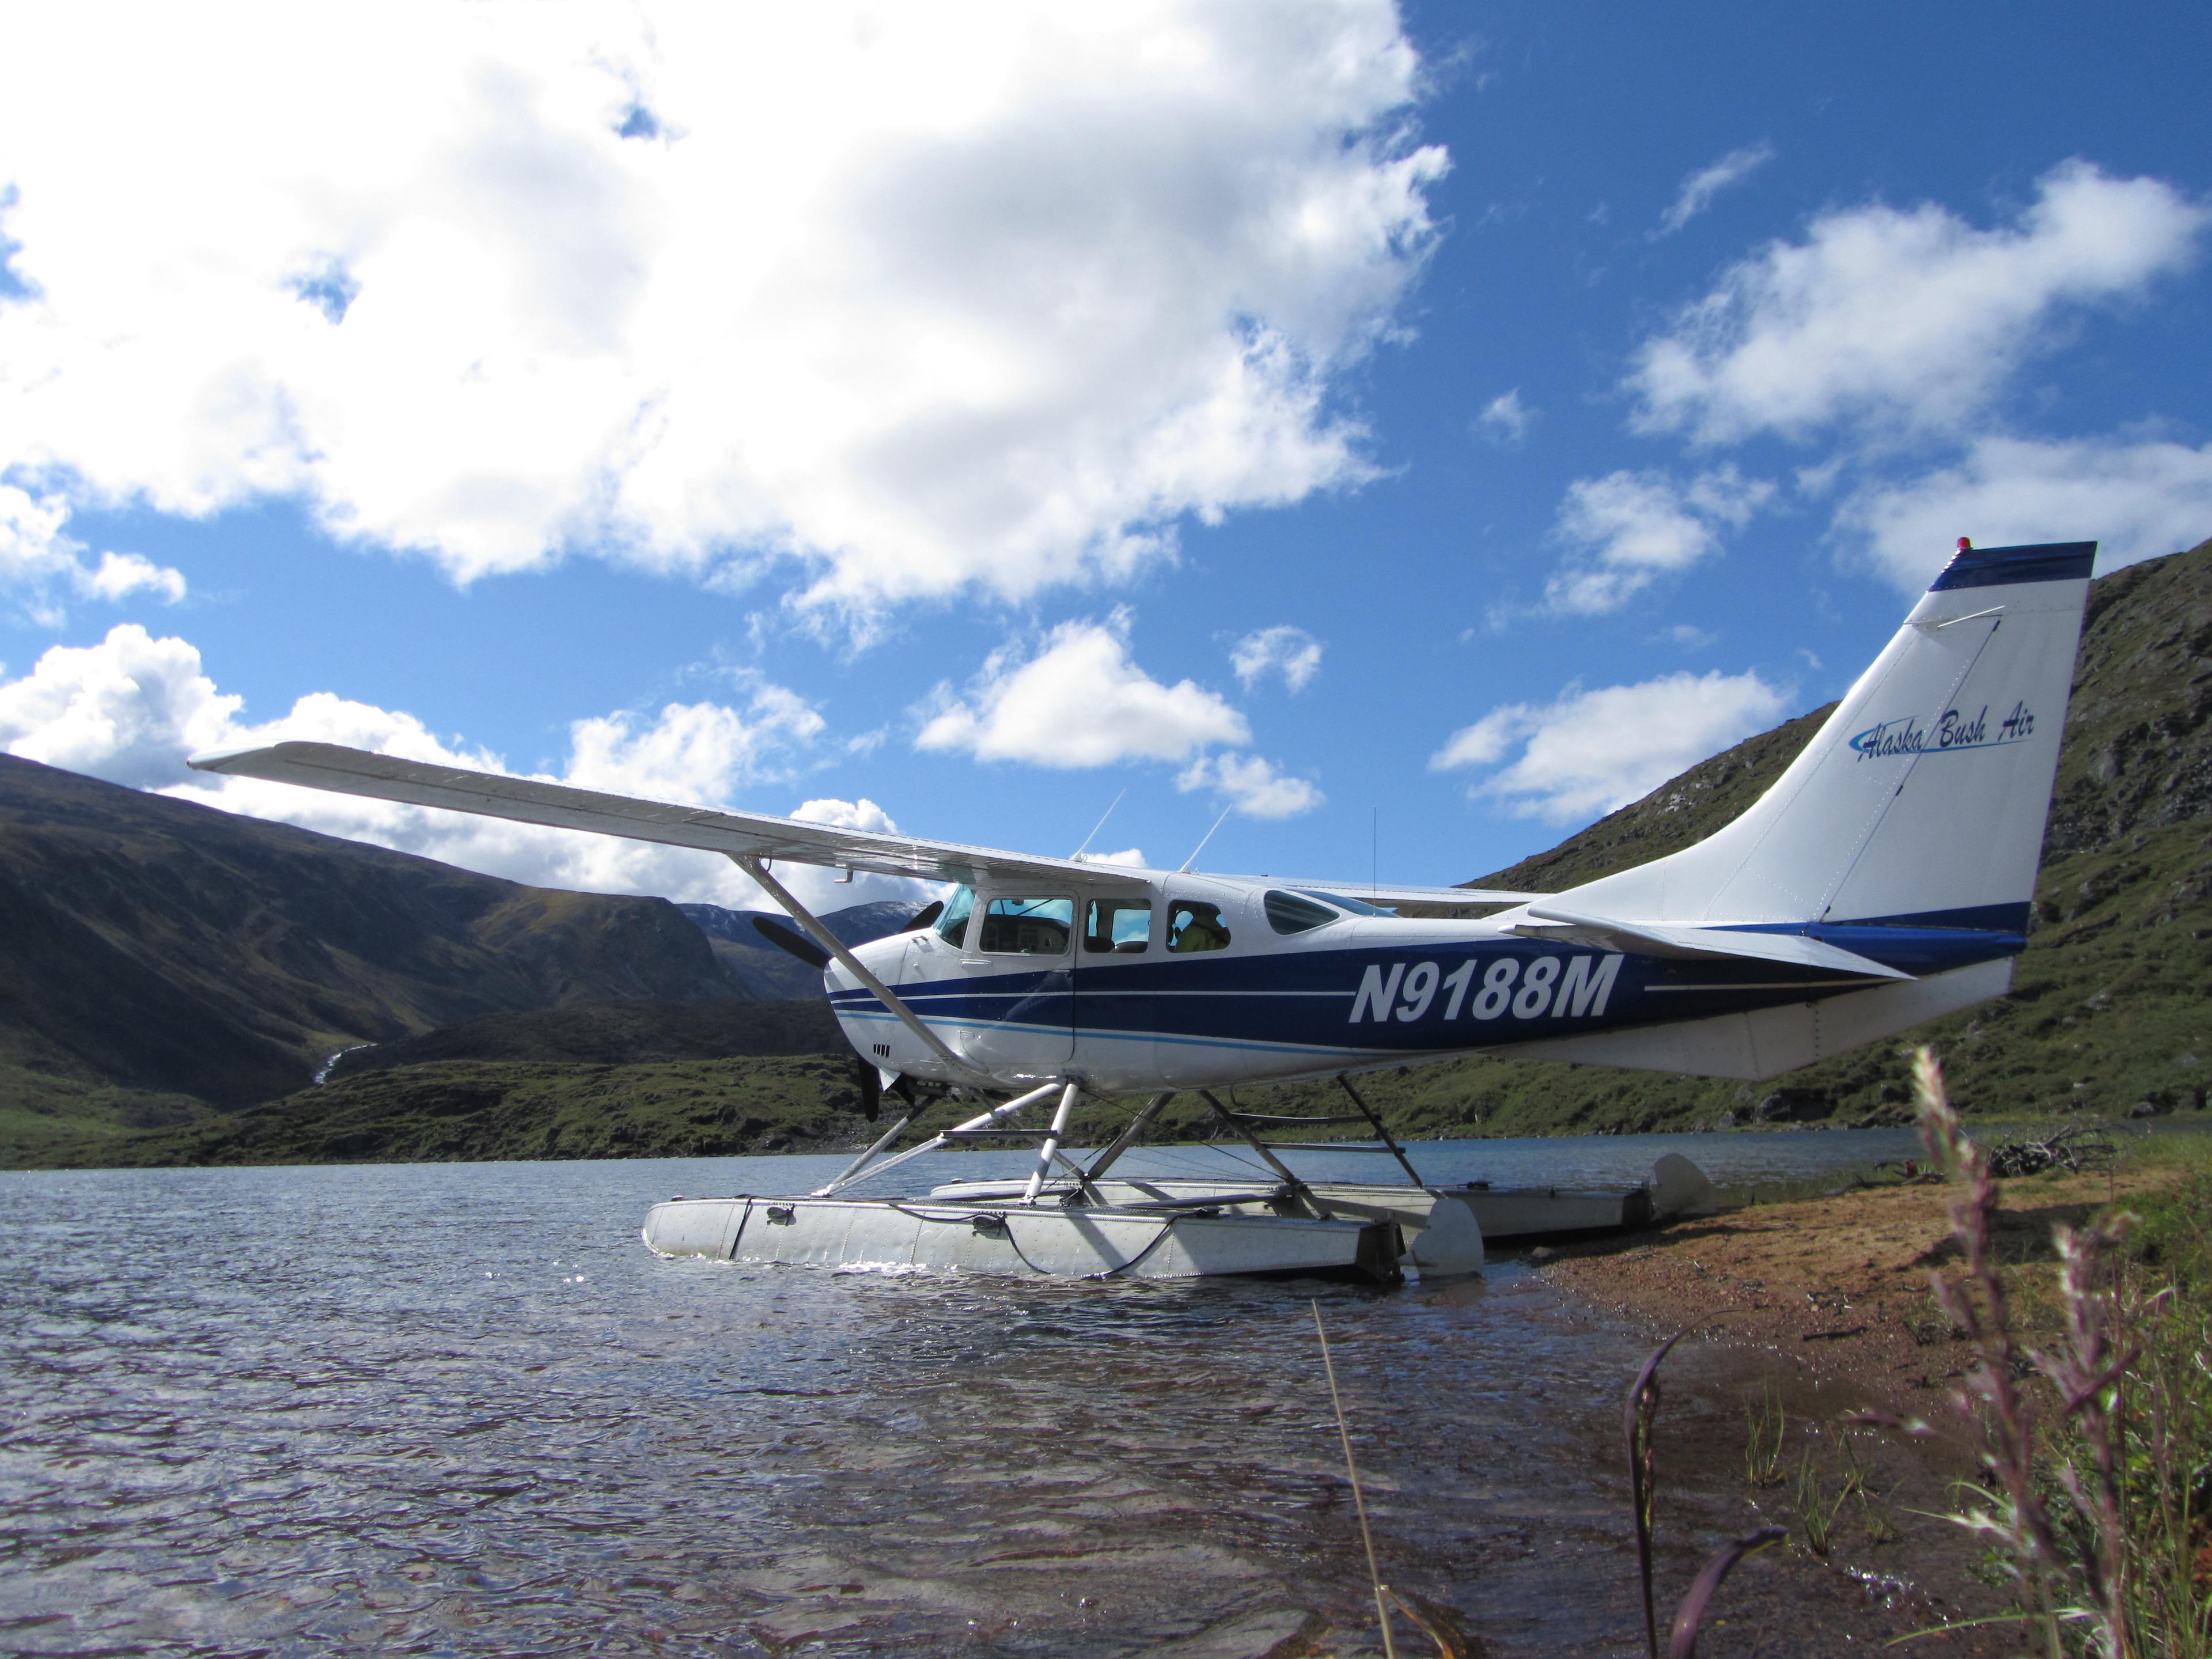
[192, 540, 2095, 1283]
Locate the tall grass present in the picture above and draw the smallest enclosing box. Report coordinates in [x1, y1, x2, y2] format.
[1906, 1047, 2210, 1659]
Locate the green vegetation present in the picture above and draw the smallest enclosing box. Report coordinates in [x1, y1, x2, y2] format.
[1904, 1055, 2210, 1659]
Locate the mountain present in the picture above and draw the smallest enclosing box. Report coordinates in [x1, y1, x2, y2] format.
[679, 900, 926, 998]
[0, 755, 737, 1122]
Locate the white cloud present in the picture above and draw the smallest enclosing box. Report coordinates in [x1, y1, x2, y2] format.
[0, 623, 907, 911]
[1630, 161, 2208, 445]
[791, 797, 897, 835]
[915, 612, 1247, 767]
[1431, 668, 1787, 824]
[1655, 140, 1775, 237]
[1086, 845, 1148, 868]
[0, 485, 187, 625]
[1542, 465, 1773, 615]
[1229, 624, 1323, 691]
[0, 4, 1444, 623]
[1176, 751, 1324, 819]
[0, 623, 241, 788]
[1475, 388, 1533, 445]
[1838, 434, 2212, 591]
[567, 692, 821, 802]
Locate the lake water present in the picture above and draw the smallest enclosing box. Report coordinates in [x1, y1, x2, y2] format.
[0, 1132, 2012, 1657]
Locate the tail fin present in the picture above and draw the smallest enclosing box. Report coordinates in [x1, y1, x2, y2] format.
[1558, 541, 2094, 931]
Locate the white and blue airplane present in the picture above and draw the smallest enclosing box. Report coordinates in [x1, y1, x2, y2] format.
[192, 539, 2094, 1115]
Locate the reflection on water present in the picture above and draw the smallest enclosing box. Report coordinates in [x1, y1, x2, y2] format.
[1, 1136, 2002, 1656]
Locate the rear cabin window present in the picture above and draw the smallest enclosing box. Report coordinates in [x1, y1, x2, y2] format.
[1085, 897, 1152, 953]
[978, 896, 1074, 955]
[1264, 889, 1340, 935]
[935, 887, 975, 947]
[1165, 899, 1232, 953]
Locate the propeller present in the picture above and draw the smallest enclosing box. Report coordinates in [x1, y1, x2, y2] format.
[751, 914, 830, 969]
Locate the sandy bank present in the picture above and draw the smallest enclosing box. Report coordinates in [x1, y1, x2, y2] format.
[1537, 1164, 2177, 1415]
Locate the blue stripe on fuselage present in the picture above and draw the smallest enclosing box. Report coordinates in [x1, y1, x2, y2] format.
[829, 928, 2026, 1060]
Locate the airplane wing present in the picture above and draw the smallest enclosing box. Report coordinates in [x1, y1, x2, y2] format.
[1509, 903, 1911, 980]
[187, 741, 1150, 891]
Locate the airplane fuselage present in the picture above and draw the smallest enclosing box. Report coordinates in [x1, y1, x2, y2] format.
[828, 873, 2025, 1094]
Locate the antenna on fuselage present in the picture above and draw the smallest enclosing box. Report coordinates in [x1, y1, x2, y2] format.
[1069, 789, 1126, 862]
[1179, 805, 1233, 873]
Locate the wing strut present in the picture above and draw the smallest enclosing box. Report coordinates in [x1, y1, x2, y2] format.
[732, 854, 985, 1082]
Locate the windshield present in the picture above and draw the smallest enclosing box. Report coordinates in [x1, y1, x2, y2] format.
[935, 886, 975, 946]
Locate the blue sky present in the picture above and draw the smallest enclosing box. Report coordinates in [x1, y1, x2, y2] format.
[1, 2, 2207, 912]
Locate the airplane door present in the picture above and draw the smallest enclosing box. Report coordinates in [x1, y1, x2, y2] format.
[942, 891, 1077, 1080]
[1070, 888, 1158, 1090]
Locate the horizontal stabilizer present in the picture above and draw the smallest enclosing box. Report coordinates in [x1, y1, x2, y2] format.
[1509, 904, 1911, 980]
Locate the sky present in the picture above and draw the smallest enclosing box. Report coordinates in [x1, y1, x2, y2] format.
[1, 1, 2207, 916]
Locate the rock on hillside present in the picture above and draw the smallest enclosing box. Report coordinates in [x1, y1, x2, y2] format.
[0, 755, 738, 1107]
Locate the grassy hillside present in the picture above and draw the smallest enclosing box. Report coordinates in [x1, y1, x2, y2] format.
[16, 539, 2209, 1168]
[321, 997, 844, 1080]
[14, 1054, 874, 1169]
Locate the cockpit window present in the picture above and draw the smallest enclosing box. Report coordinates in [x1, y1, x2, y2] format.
[1264, 889, 1341, 935]
[1165, 899, 1232, 953]
[935, 886, 975, 947]
[978, 896, 1074, 955]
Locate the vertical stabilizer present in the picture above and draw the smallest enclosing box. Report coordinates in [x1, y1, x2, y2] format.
[1555, 541, 2095, 931]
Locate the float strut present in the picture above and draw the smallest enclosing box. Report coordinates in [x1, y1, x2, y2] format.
[816, 1081, 1060, 1196]
[1335, 1074, 1423, 1186]
[1198, 1090, 1331, 1218]
[1022, 1082, 1081, 1206]
[1084, 1091, 1174, 1185]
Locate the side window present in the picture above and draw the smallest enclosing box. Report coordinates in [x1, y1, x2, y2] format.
[1264, 889, 1339, 935]
[935, 887, 975, 948]
[978, 896, 1074, 955]
[1165, 899, 1232, 953]
[1085, 897, 1153, 953]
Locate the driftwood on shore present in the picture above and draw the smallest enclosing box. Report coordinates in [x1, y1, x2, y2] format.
[1980, 1122, 2119, 1178]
